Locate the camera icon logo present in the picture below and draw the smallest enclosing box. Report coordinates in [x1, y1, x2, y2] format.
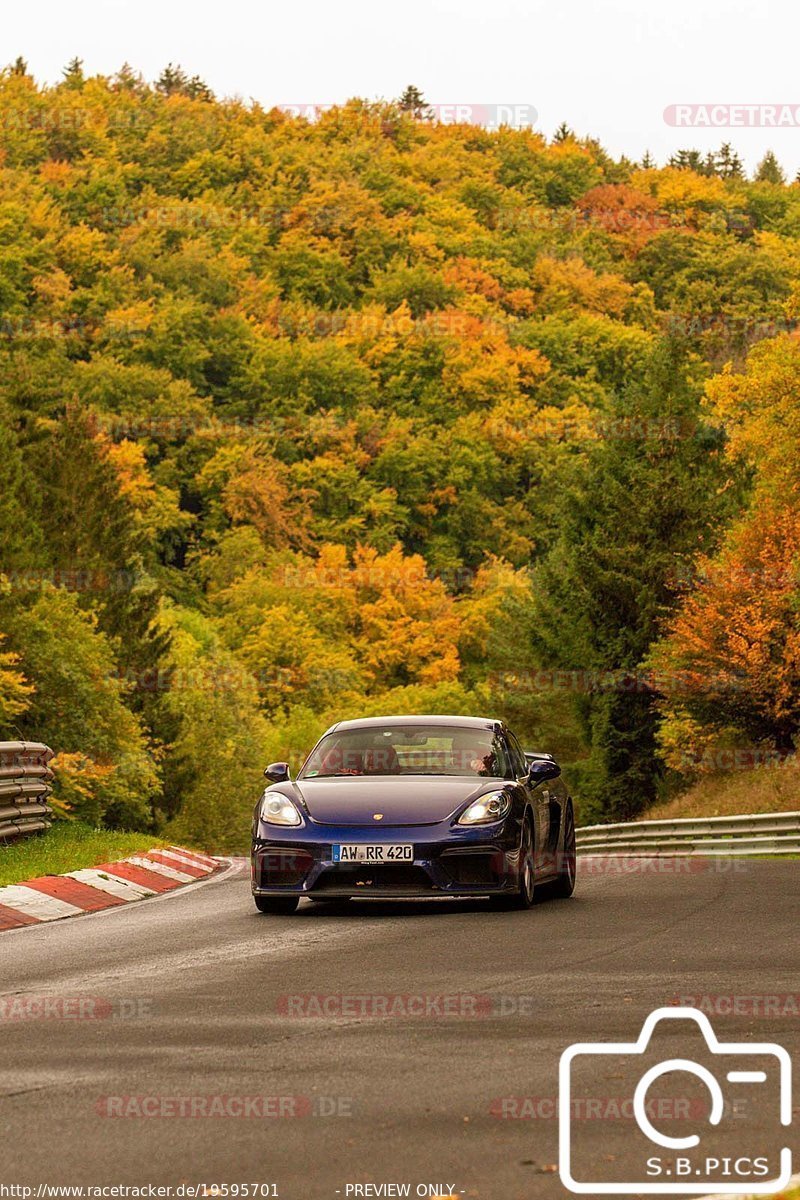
[559, 1006, 792, 1194]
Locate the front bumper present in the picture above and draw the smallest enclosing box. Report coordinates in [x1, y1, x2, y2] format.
[251, 819, 522, 898]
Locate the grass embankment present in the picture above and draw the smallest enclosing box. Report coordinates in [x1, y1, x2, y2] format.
[0, 821, 170, 888]
[646, 766, 800, 821]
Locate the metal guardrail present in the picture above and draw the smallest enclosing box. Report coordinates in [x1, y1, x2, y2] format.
[0, 742, 54, 841]
[577, 810, 800, 856]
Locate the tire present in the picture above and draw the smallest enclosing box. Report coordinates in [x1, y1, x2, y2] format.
[490, 813, 535, 910]
[549, 800, 576, 899]
[254, 894, 300, 915]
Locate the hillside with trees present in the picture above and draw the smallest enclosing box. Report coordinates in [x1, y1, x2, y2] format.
[2, 60, 799, 846]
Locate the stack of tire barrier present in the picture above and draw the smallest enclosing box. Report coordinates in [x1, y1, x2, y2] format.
[576, 810, 800, 856]
[0, 742, 54, 841]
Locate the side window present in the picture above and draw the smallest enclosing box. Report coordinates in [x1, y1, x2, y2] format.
[506, 731, 527, 779]
[491, 734, 514, 780]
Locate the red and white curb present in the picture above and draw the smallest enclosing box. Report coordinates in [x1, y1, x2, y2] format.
[0, 846, 221, 931]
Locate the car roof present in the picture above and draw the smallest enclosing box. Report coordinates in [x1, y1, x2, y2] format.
[325, 714, 503, 734]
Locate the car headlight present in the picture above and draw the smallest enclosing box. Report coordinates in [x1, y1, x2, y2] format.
[458, 791, 511, 825]
[260, 792, 302, 826]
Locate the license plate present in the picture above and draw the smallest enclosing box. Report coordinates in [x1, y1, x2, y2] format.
[332, 844, 413, 863]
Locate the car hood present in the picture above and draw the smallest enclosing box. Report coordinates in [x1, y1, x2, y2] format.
[290, 775, 501, 827]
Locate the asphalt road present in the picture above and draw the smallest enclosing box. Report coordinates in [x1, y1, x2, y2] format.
[1, 858, 798, 1200]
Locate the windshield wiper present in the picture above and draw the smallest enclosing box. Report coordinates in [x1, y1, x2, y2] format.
[400, 771, 472, 777]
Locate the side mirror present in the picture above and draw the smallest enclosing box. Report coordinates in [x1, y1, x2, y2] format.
[526, 756, 561, 783]
[264, 761, 290, 784]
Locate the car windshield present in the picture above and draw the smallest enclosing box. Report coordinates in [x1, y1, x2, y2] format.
[299, 725, 507, 779]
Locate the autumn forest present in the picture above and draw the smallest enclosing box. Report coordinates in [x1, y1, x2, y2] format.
[1, 62, 799, 849]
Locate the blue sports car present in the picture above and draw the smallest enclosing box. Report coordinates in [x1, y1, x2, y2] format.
[250, 714, 576, 914]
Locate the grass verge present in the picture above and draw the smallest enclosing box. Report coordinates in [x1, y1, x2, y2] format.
[0, 821, 170, 888]
[647, 765, 800, 821]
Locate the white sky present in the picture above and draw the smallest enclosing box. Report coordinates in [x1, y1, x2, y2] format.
[6, 0, 800, 176]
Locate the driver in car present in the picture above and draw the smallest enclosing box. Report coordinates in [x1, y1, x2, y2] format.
[450, 732, 497, 776]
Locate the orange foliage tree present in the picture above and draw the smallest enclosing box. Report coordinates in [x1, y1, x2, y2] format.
[649, 335, 800, 769]
[649, 501, 800, 768]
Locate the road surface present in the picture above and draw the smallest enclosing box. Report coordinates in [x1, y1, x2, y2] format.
[1, 858, 797, 1198]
